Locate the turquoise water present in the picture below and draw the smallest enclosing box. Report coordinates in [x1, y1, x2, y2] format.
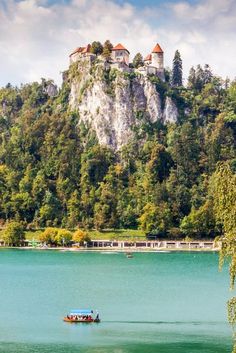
[0, 250, 232, 352]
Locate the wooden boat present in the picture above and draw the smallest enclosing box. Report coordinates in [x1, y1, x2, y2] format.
[63, 309, 100, 323]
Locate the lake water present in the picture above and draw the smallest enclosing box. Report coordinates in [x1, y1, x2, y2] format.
[0, 249, 232, 353]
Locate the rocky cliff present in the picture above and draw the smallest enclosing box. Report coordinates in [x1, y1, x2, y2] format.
[69, 57, 178, 150]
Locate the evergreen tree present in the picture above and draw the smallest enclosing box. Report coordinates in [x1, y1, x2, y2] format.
[171, 50, 183, 87]
[102, 40, 113, 59]
[133, 53, 144, 68]
[187, 67, 196, 89]
[203, 64, 213, 85]
[195, 64, 205, 91]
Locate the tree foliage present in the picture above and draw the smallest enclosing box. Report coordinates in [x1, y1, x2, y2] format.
[0, 59, 235, 240]
[102, 40, 113, 59]
[171, 50, 183, 87]
[73, 229, 91, 245]
[210, 162, 236, 351]
[133, 53, 144, 68]
[2, 221, 25, 246]
[180, 200, 216, 238]
[91, 41, 103, 56]
[39, 227, 72, 246]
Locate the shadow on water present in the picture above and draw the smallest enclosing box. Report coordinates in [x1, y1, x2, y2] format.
[0, 342, 232, 353]
[105, 320, 224, 325]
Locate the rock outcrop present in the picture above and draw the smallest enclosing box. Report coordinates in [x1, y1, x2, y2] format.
[69, 57, 178, 150]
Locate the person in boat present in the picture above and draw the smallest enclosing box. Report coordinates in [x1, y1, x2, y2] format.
[95, 313, 100, 321]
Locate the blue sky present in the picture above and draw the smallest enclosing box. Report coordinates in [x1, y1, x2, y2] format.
[0, 0, 235, 86]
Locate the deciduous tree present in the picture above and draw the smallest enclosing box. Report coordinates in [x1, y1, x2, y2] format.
[91, 41, 103, 56]
[2, 221, 25, 246]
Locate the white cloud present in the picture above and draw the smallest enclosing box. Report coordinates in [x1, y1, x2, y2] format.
[0, 0, 235, 87]
[171, 0, 234, 21]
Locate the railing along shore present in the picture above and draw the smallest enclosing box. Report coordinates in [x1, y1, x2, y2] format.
[88, 240, 219, 250]
[0, 239, 220, 250]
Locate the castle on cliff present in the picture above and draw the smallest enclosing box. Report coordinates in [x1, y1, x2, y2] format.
[69, 42, 165, 80]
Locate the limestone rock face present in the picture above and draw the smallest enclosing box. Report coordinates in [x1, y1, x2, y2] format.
[69, 59, 178, 150]
[163, 96, 179, 124]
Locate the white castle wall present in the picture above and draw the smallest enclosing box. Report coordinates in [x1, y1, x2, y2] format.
[151, 52, 163, 69]
[111, 50, 129, 65]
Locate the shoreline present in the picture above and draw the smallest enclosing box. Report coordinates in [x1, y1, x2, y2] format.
[0, 246, 220, 253]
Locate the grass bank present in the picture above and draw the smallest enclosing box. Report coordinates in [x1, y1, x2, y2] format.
[24, 229, 146, 241]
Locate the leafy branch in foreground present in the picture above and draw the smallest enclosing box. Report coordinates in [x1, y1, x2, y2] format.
[211, 162, 236, 350]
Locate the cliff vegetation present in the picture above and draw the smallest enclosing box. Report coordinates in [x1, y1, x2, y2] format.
[0, 58, 235, 239]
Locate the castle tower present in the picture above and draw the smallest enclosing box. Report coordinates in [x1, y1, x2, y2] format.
[111, 43, 130, 66]
[151, 43, 164, 69]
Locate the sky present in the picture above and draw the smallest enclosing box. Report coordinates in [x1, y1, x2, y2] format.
[0, 0, 236, 87]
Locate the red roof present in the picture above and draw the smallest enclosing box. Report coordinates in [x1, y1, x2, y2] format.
[152, 43, 163, 53]
[112, 43, 130, 54]
[69, 43, 92, 57]
[144, 53, 152, 61]
[81, 44, 91, 54]
[69, 47, 84, 57]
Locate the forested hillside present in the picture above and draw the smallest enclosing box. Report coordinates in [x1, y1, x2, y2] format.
[0, 62, 235, 238]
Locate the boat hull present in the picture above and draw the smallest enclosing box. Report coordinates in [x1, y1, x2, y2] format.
[63, 317, 100, 323]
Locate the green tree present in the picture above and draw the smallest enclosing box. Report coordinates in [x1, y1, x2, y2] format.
[139, 202, 172, 236]
[54, 229, 72, 246]
[187, 67, 196, 89]
[180, 200, 216, 238]
[210, 162, 236, 352]
[195, 64, 205, 91]
[39, 227, 58, 245]
[205, 113, 235, 173]
[91, 41, 103, 56]
[0, 165, 11, 220]
[143, 141, 173, 183]
[166, 168, 191, 224]
[94, 181, 117, 230]
[171, 50, 183, 87]
[80, 145, 114, 227]
[39, 191, 60, 226]
[203, 64, 213, 85]
[102, 40, 113, 59]
[67, 190, 81, 228]
[2, 221, 25, 246]
[167, 123, 200, 186]
[133, 53, 144, 68]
